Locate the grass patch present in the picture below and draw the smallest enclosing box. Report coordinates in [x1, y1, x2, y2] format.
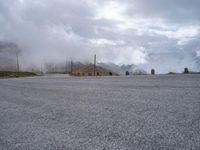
[0, 71, 36, 78]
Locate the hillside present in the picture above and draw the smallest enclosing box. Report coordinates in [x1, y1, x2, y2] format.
[0, 71, 36, 78]
[72, 64, 118, 76]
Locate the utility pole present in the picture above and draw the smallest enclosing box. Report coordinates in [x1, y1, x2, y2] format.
[16, 52, 20, 72]
[40, 63, 43, 75]
[65, 60, 68, 74]
[94, 54, 96, 76]
[70, 60, 73, 75]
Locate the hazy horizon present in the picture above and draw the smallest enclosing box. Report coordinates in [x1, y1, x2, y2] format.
[0, 0, 200, 73]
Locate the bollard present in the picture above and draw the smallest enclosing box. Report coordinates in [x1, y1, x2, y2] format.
[184, 68, 189, 74]
[151, 69, 155, 75]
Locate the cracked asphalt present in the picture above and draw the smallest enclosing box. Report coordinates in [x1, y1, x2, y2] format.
[0, 74, 200, 149]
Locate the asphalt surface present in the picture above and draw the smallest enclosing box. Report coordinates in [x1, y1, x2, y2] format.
[0, 74, 200, 150]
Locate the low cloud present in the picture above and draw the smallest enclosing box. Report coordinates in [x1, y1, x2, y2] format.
[0, 0, 200, 73]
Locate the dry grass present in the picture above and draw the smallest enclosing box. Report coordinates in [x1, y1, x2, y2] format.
[0, 71, 36, 78]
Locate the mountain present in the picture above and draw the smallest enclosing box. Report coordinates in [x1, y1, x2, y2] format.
[121, 64, 137, 72]
[98, 63, 125, 75]
[99, 63, 147, 75]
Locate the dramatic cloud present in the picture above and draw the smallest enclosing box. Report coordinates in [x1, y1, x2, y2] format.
[0, 0, 200, 73]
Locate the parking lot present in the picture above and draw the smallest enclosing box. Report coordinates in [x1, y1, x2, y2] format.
[0, 74, 200, 149]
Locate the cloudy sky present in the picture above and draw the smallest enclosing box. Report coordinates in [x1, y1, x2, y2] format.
[0, 0, 200, 73]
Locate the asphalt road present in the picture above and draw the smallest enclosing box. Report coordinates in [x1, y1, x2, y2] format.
[0, 74, 200, 150]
